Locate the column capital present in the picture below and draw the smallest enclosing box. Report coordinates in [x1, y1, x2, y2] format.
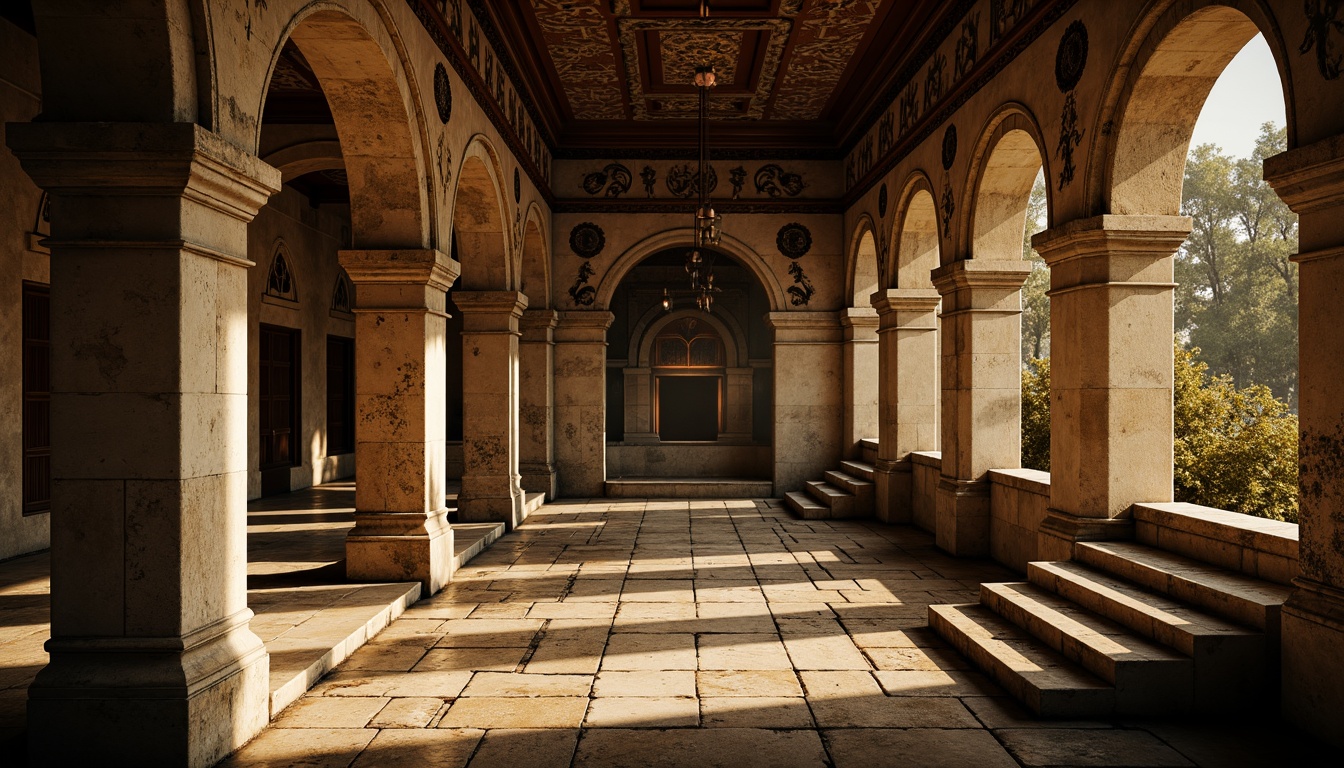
[871, 289, 940, 332]
[6, 122, 280, 222]
[520, 308, 560, 330]
[339, 249, 459, 290]
[1030, 214, 1191, 268]
[1263, 133, 1344, 214]
[840, 307, 879, 340]
[555, 310, 614, 342]
[930, 258, 1032, 293]
[767, 310, 842, 342]
[453, 290, 529, 318]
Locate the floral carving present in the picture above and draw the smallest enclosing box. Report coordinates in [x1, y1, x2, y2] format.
[1301, 0, 1344, 80]
[666, 164, 718, 198]
[787, 262, 815, 307]
[569, 261, 596, 306]
[582, 163, 633, 197]
[754, 165, 806, 198]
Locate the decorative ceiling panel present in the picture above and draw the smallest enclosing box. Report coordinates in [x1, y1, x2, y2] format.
[530, 0, 626, 120]
[770, 0, 884, 120]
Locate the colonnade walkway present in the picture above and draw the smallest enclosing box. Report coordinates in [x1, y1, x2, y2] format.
[221, 497, 1333, 768]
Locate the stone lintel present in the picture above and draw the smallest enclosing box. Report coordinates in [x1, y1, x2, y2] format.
[1263, 133, 1344, 215]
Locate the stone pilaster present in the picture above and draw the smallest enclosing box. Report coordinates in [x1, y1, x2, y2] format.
[870, 290, 941, 523]
[1030, 215, 1189, 560]
[341, 248, 457, 594]
[931, 260, 1031, 556]
[723, 367, 756, 441]
[453, 291, 528, 528]
[7, 122, 278, 768]
[622, 366, 656, 442]
[554, 311, 614, 497]
[841, 307, 880, 459]
[1264, 133, 1344, 748]
[768, 311, 842, 494]
[519, 309, 557, 500]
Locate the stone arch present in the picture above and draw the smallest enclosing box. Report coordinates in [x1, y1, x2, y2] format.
[962, 104, 1051, 261]
[30, 0, 208, 125]
[891, 172, 941, 288]
[520, 203, 550, 309]
[847, 214, 881, 307]
[1094, 2, 1294, 216]
[262, 140, 345, 184]
[264, 6, 430, 249]
[594, 229, 788, 312]
[452, 135, 513, 291]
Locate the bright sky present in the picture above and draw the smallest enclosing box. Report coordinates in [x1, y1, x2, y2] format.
[1188, 34, 1287, 159]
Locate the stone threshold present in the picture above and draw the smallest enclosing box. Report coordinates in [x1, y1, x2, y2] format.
[604, 477, 775, 498]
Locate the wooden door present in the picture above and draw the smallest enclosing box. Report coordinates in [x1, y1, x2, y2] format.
[259, 324, 300, 496]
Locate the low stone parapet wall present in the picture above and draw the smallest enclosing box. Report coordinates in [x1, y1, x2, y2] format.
[987, 468, 1052, 573]
[1132, 502, 1299, 586]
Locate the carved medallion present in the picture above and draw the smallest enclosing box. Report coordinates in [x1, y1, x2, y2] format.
[941, 124, 958, 171]
[514, 168, 521, 203]
[434, 63, 453, 124]
[1055, 20, 1088, 93]
[776, 223, 812, 259]
[569, 223, 606, 259]
[878, 183, 889, 218]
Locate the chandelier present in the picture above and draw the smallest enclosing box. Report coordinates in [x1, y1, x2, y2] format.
[666, 58, 722, 314]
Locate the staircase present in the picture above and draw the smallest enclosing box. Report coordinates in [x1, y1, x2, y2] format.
[783, 439, 878, 519]
[929, 539, 1292, 717]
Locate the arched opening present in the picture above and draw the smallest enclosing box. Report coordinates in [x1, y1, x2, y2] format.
[1106, 6, 1297, 522]
[894, 185, 940, 288]
[247, 7, 430, 498]
[843, 223, 881, 457]
[605, 247, 773, 481]
[520, 211, 550, 309]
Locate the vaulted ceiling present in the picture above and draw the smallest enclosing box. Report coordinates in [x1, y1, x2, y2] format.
[488, 0, 954, 154]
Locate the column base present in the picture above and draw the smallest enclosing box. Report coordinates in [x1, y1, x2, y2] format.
[1282, 578, 1344, 748]
[1036, 508, 1135, 561]
[935, 477, 991, 557]
[27, 611, 269, 768]
[458, 477, 527, 529]
[872, 458, 912, 524]
[520, 462, 557, 502]
[346, 510, 454, 594]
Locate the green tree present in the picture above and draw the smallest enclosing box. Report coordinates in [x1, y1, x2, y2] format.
[1021, 358, 1050, 471]
[1018, 344, 1298, 521]
[1178, 123, 1299, 405]
[1021, 172, 1050, 364]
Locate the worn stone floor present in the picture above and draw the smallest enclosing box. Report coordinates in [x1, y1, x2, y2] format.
[222, 498, 1337, 768]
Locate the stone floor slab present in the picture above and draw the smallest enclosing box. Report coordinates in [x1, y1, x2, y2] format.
[997, 728, 1196, 767]
[572, 728, 829, 768]
[825, 728, 1019, 768]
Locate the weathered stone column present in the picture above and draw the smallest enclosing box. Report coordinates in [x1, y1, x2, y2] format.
[768, 311, 842, 494]
[341, 248, 457, 594]
[723, 367, 756, 441]
[554, 310, 613, 497]
[454, 290, 527, 528]
[870, 290, 941, 523]
[519, 308, 557, 500]
[930, 260, 1032, 556]
[1030, 215, 1189, 560]
[1264, 134, 1344, 748]
[841, 307, 880, 458]
[7, 122, 277, 768]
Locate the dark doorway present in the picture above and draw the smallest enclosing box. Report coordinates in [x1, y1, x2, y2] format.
[658, 376, 720, 442]
[260, 324, 301, 495]
[22, 282, 50, 515]
[326, 335, 354, 455]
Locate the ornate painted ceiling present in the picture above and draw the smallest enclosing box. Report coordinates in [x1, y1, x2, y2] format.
[488, 0, 954, 153]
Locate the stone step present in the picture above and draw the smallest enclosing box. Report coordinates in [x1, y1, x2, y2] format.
[929, 603, 1114, 718]
[980, 582, 1193, 714]
[824, 470, 873, 515]
[859, 438, 879, 464]
[805, 480, 854, 517]
[784, 490, 829, 520]
[1028, 560, 1269, 710]
[1076, 541, 1292, 634]
[839, 460, 875, 481]
[604, 477, 774, 499]
[522, 491, 546, 517]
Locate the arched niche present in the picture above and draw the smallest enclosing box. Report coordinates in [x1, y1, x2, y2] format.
[965, 106, 1049, 261]
[892, 173, 941, 287]
[452, 136, 513, 291]
[520, 204, 550, 309]
[848, 216, 881, 306]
